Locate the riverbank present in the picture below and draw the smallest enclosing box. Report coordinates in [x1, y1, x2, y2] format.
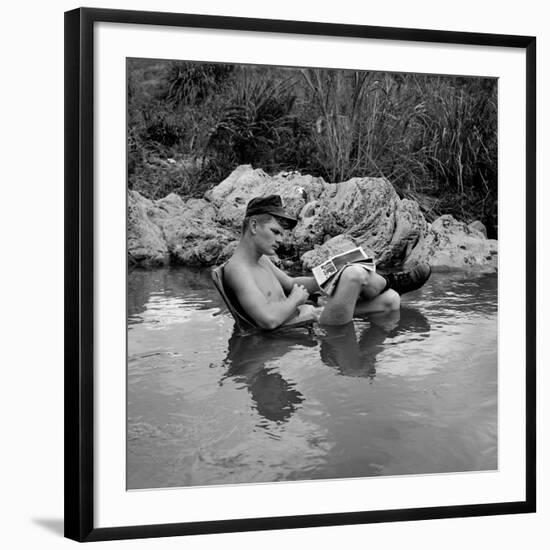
[128, 165, 497, 272]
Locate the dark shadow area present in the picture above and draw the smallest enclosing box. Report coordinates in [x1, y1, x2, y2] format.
[32, 518, 64, 536]
[221, 308, 430, 422]
[320, 308, 431, 378]
[222, 328, 317, 424]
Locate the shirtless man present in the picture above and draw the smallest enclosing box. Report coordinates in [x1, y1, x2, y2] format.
[224, 195, 431, 329]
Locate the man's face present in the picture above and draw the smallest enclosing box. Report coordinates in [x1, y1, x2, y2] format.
[253, 216, 285, 255]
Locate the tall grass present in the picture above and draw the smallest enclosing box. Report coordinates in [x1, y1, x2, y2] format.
[205, 68, 298, 181]
[128, 60, 497, 236]
[298, 70, 497, 232]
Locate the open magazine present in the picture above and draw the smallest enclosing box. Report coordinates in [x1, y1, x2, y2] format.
[312, 246, 376, 296]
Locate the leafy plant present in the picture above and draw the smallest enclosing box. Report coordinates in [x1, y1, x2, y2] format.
[205, 70, 298, 175]
[127, 59, 498, 236]
[163, 62, 233, 106]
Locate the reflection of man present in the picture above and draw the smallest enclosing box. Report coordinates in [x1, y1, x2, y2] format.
[222, 308, 431, 422]
[223, 331, 315, 423]
[320, 308, 431, 378]
[224, 195, 431, 329]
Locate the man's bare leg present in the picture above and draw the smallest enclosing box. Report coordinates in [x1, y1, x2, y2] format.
[358, 269, 387, 299]
[353, 289, 400, 316]
[319, 265, 400, 326]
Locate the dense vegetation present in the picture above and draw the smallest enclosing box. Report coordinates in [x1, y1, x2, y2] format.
[128, 59, 498, 237]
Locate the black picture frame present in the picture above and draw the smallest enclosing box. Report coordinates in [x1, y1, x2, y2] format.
[65, 7, 536, 542]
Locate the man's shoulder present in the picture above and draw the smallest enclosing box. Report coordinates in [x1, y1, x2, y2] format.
[226, 255, 270, 271]
[224, 257, 254, 285]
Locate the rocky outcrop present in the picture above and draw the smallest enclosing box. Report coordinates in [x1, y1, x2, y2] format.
[128, 191, 169, 267]
[404, 215, 497, 271]
[152, 194, 236, 266]
[295, 177, 403, 259]
[468, 220, 488, 239]
[128, 191, 237, 267]
[206, 165, 325, 231]
[128, 165, 497, 272]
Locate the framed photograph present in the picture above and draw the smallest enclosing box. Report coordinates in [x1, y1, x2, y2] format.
[65, 7, 536, 542]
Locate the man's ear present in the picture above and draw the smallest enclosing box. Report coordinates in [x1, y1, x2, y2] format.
[250, 217, 258, 234]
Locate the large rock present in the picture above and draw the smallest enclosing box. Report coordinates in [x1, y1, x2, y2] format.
[205, 165, 326, 231]
[380, 199, 429, 265]
[127, 191, 169, 267]
[128, 192, 237, 267]
[294, 176, 427, 267]
[154, 195, 237, 266]
[322, 178, 400, 255]
[127, 165, 497, 272]
[404, 215, 497, 272]
[468, 220, 488, 239]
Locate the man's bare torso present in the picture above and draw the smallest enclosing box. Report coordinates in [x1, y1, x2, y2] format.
[227, 256, 287, 303]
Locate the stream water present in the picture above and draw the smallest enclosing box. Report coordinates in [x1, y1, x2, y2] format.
[127, 267, 497, 489]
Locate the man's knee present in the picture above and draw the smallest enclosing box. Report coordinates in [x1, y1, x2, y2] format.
[382, 289, 400, 311]
[339, 265, 370, 287]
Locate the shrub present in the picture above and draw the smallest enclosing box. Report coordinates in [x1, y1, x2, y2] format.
[127, 59, 498, 236]
[205, 69, 298, 179]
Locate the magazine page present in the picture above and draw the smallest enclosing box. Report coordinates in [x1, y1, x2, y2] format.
[322, 260, 376, 296]
[312, 247, 375, 292]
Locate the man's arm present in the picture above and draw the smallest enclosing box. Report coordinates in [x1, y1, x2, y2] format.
[292, 276, 320, 295]
[262, 257, 320, 295]
[225, 263, 309, 330]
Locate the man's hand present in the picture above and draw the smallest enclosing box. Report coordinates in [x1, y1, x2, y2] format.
[289, 283, 309, 306]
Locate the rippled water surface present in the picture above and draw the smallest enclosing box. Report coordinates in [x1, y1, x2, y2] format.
[127, 268, 497, 489]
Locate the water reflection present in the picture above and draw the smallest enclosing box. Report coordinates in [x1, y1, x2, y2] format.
[320, 308, 431, 378]
[222, 330, 316, 423]
[221, 308, 431, 424]
[128, 267, 223, 323]
[128, 268, 498, 488]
